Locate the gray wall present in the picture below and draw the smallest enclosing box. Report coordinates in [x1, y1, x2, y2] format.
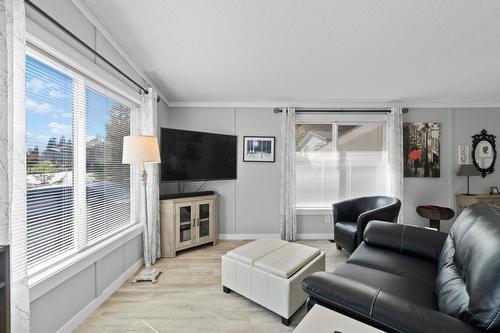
[403, 108, 454, 230]
[404, 108, 500, 232]
[26, 1, 152, 332]
[163, 107, 282, 235]
[454, 108, 500, 195]
[163, 107, 342, 237]
[30, 236, 142, 333]
[165, 107, 500, 235]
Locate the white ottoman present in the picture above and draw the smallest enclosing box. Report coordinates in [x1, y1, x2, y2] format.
[221, 239, 325, 325]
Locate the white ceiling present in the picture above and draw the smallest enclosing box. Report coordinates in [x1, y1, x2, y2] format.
[83, 0, 500, 105]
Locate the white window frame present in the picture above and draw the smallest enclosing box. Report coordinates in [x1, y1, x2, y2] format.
[295, 112, 388, 214]
[26, 36, 142, 287]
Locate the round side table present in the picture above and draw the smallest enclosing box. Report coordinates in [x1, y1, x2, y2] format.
[416, 205, 455, 231]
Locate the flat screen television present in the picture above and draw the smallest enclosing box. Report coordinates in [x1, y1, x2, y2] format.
[160, 128, 237, 182]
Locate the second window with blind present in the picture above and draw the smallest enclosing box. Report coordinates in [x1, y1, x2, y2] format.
[295, 115, 388, 209]
[26, 50, 135, 273]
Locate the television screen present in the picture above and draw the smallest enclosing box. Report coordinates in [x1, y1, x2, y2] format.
[160, 128, 237, 182]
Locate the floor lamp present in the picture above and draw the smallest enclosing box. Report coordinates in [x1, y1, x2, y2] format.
[122, 135, 162, 283]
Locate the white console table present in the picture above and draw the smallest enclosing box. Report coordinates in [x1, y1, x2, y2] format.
[293, 304, 383, 333]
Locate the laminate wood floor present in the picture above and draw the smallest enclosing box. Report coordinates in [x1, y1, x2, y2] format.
[76, 240, 347, 333]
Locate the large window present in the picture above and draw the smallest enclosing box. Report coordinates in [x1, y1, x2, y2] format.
[26, 52, 134, 272]
[296, 117, 387, 209]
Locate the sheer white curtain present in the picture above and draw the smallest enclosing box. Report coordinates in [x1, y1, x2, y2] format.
[132, 88, 161, 266]
[0, 0, 30, 330]
[280, 107, 297, 241]
[386, 106, 404, 223]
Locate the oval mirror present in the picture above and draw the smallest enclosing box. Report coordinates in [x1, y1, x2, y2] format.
[472, 129, 497, 177]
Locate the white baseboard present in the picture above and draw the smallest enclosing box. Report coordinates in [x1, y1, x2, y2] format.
[219, 234, 281, 240]
[297, 233, 334, 240]
[219, 233, 333, 240]
[57, 258, 143, 333]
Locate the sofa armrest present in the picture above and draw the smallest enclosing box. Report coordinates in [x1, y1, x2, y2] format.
[363, 220, 448, 261]
[301, 272, 482, 333]
[301, 272, 381, 318]
[372, 291, 483, 333]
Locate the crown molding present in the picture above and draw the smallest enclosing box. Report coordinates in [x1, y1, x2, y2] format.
[167, 100, 401, 108]
[167, 100, 500, 109]
[70, 0, 169, 105]
[399, 101, 500, 108]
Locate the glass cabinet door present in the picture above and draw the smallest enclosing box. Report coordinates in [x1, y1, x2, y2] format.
[196, 200, 213, 242]
[176, 203, 193, 247]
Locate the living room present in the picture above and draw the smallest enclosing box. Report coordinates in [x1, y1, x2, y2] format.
[1, 1, 500, 333]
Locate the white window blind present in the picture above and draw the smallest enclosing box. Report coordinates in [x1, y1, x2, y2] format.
[26, 55, 75, 268]
[85, 87, 131, 244]
[296, 118, 387, 208]
[25, 51, 135, 273]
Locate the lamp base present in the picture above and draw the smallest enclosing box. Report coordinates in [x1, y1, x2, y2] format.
[132, 267, 164, 284]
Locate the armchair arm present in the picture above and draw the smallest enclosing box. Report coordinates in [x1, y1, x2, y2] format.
[363, 221, 448, 261]
[332, 198, 359, 224]
[301, 272, 482, 333]
[356, 200, 401, 245]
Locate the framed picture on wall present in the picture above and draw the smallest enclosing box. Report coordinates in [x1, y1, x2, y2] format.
[458, 144, 470, 165]
[403, 122, 441, 177]
[243, 136, 275, 162]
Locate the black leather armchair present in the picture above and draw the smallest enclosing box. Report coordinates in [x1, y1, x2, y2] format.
[333, 196, 401, 253]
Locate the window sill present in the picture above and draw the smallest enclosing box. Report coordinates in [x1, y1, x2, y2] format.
[29, 223, 143, 302]
[296, 207, 332, 215]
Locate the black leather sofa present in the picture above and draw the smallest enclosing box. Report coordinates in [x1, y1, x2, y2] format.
[302, 202, 500, 333]
[334, 196, 401, 253]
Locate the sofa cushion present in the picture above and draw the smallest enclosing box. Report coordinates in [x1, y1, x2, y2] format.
[225, 239, 288, 265]
[254, 242, 320, 278]
[363, 220, 448, 261]
[348, 242, 437, 287]
[335, 263, 438, 309]
[436, 202, 500, 331]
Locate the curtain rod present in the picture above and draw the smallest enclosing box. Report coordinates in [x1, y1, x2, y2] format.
[25, 0, 149, 95]
[273, 108, 409, 114]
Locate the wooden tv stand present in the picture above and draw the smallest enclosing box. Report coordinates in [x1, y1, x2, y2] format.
[160, 193, 219, 257]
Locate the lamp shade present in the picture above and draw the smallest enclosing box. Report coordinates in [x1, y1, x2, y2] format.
[457, 164, 480, 176]
[122, 135, 161, 164]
